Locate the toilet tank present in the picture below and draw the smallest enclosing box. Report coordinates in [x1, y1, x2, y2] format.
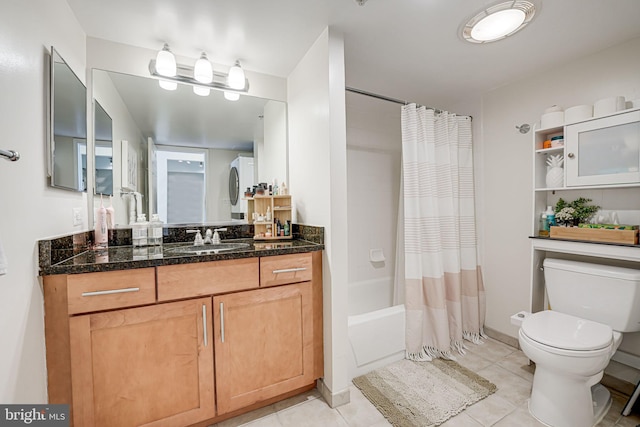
[543, 258, 640, 333]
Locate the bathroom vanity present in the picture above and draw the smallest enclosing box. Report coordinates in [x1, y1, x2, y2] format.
[39, 230, 324, 427]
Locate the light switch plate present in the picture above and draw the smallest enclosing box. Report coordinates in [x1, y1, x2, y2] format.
[72, 207, 83, 226]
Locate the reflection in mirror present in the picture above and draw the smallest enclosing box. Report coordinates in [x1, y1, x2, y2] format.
[92, 69, 288, 226]
[50, 47, 87, 191]
[94, 101, 113, 196]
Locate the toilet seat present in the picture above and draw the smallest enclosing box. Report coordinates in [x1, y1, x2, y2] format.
[521, 311, 613, 354]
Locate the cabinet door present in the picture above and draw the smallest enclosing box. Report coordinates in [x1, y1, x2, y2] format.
[566, 110, 640, 186]
[69, 298, 215, 427]
[214, 282, 314, 414]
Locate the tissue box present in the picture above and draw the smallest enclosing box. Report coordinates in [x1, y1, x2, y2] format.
[550, 226, 639, 245]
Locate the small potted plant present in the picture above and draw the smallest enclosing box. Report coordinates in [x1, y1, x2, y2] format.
[554, 198, 600, 227]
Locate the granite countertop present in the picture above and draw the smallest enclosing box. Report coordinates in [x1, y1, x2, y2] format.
[38, 224, 324, 276]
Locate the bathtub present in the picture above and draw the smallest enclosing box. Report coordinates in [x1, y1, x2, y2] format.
[348, 277, 406, 380]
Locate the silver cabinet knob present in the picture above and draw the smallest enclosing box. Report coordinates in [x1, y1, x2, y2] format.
[567, 152, 575, 159]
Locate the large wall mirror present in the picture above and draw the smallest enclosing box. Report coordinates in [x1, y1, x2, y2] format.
[91, 69, 288, 227]
[50, 47, 87, 191]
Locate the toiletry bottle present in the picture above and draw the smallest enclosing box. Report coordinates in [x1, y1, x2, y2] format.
[148, 214, 163, 246]
[106, 195, 115, 229]
[545, 206, 556, 228]
[539, 211, 549, 237]
[281, 182, 287, 195]
[266, 206, 272, 222]
[95, 195, 108, 249]
[132, 214, 149, 247]
[284, 220, 290, 237]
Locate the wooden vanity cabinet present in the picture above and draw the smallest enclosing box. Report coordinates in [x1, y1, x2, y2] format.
[69, 298, 215, 427]
[213, 282, 313, 414]
[43, 250, 323, 427]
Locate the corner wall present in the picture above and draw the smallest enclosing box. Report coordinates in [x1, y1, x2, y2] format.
[287, 27, 350, 406]
[0, 1, 87, 403]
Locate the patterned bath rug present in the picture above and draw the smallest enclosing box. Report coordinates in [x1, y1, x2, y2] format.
[352, 358, 497, 427]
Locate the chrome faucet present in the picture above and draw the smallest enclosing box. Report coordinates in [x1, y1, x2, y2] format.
[186, 229, 204, 246]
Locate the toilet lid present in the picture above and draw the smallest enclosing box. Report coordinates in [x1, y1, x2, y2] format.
[521, 311, 612, 351]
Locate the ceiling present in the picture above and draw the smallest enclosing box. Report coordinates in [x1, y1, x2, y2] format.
[66, 0, 640, 111]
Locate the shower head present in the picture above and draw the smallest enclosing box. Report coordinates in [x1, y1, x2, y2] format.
[516, 124, 531, 134]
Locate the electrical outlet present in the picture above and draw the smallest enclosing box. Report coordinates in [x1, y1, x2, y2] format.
[72, 207, 83, 226]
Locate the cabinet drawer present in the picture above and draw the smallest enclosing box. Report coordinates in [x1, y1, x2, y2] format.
[260, 253, 313, 287]
[157, 258, 259, 301]
[67, 268, 156, 315]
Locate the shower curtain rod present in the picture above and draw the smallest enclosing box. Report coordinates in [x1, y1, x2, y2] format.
[345, 86, 472, 120]
[345, 86, 443, 114]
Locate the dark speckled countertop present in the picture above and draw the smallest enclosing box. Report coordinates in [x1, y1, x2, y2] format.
[39, 224, 324, 276]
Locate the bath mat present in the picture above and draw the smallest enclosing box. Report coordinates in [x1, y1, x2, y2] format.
[352, 358, 497, 427]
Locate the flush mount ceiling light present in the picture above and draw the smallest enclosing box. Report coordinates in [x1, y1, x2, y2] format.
[462, 1, 536, 43]
[149, 45, 249, 99]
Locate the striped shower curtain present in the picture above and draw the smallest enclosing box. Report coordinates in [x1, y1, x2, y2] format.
[401, 104, 485, 361]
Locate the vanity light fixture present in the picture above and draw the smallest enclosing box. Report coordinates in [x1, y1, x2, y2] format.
[462, 1, 536, 43]
[227, 61, 246, 90]
[155, 44, 178, 90]
[149, 45, 249, 99]
[193, 52, 213, 96]
[155, 44, 177, 76]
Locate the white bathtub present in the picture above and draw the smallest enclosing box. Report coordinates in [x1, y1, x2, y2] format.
[347, 277, 406, 380]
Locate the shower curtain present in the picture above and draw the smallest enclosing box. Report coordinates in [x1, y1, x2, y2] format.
[400, 104, 485, 361]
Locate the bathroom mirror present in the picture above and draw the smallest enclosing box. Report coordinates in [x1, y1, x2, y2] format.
[94, 101, 113, 196]
[49, 47, 87, 191]
[91, 69, 288, 226]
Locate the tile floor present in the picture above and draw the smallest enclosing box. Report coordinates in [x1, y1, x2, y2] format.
[210, 338, 640, 427]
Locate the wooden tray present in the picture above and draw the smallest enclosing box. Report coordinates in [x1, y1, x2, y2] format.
[550, 226, 639, 245]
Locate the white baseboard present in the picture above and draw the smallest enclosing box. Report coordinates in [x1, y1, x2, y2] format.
[612, 350, 640, 371]
[316, 379, 350, 408]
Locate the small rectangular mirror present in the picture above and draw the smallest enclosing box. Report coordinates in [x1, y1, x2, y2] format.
[49, 46, 87, 192]
[94, 101, 113, 196]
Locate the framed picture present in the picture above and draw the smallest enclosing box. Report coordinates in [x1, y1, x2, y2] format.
[121, 140, 137, 191]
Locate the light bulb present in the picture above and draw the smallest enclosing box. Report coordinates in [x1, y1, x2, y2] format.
[224, 91, 240, 101]
[194, 52, 213, 83]
[470, 9, 526, 41]
[227, 61, 245, 90]
[159, 80, 177, 91]
[156, 44, 177, 77]
[193, 86, 210, 96]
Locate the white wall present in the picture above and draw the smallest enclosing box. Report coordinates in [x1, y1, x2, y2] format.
[474, 37, 640, 358]
[288, 27, 349, 406]
[345, 92, 401, 304]
[0, 0, 86, 403]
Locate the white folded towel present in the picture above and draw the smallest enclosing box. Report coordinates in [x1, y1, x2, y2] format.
[0, 236, 7, 276]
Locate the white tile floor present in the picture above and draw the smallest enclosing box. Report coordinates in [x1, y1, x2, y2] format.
[210, 338, 640, 427]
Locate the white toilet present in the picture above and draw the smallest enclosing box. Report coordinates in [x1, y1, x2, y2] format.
[519, 258, 640, 427]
